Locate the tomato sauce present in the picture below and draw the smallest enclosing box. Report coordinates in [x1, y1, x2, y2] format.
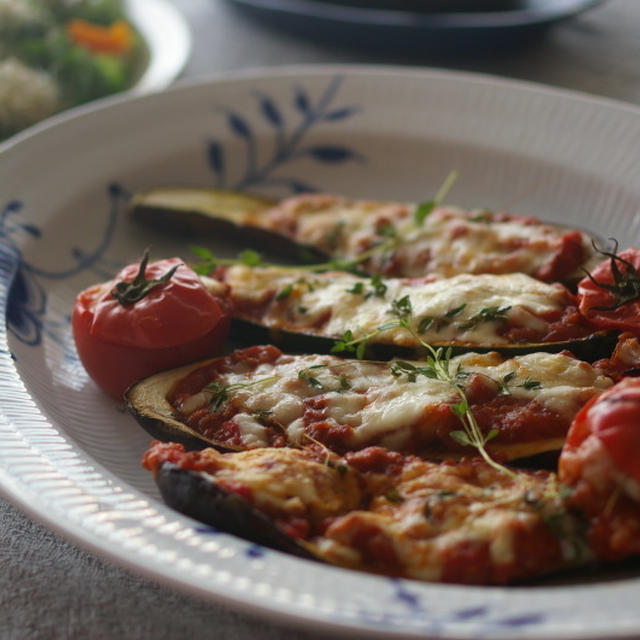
[536, 230, 586, 283]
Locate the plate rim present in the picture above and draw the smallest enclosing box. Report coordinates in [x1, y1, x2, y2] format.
[126, 0, 192, 95]
[4, 61, 640, 155]
[2, 64, 640, 639]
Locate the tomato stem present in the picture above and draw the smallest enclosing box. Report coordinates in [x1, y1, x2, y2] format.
[582, 239, 640, 311]
[111, 249, 180, 306]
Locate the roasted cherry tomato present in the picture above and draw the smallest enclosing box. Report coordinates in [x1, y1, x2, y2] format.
[577, 247, 640, 334]
[72, 253, 230, 399]
[561, 377, 640, 488]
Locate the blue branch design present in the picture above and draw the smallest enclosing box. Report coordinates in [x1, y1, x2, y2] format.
[1, 184, 125, 349]
[208, 75, 363, 193]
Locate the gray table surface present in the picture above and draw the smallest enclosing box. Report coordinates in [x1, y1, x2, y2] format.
[2, 0, 640, 638]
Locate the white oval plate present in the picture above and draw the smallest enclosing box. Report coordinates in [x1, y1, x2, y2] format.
[1, 66, 640, 640]
[127, 0, 191, 95]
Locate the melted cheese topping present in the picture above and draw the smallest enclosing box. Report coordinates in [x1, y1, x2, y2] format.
[193, 447, 361, 520]
[220, 265, 574, 346]
[315, 456, 583, 582]
[152, 444, 588, 584]
[177, 351, 611, 452]
[261, 195, 596, 279]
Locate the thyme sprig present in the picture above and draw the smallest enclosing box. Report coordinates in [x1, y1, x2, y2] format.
[333, 293, 516, 478]
[389, 296, 514, 475]
[331, 322, 401, 359]
[190, 242, 392, 277]
[581, 239, 640, 311]
[111, 248, 179, 306]
[458, 305, 511, 331]
[190, 171, 460, 278]
[414, 170, 459, 225]
[206, 376, 279, 410]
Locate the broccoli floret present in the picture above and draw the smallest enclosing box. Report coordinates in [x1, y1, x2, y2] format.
[43, 0, 126, 25]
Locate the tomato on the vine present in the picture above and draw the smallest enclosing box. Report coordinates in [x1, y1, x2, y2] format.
[561, 377, 640, 488]
[577, 247, 640, 334]
[72, 253, 230, 399]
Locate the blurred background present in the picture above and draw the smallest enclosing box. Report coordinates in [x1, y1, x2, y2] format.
[1, 0, 639, 141]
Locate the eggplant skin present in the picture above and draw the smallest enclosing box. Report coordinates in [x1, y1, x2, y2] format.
[230, 318, 620, 363]
[129, 188, 327, 265]
[156, 463, 318, 560]
[124, 358, 241, 451]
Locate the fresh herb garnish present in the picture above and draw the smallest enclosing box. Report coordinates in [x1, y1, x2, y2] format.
[111, 249, 179, 306]
[367, 274, 388, 298]
[378, 223, 398, 238]
[519, 377, 542, 390]
[331, 293, 516, 478]
[253, 409, 274, 424]
[190, 246, 265, 275]
[298, 364, 327, 389]
[459, 305, 511, 330]
[346, 274, 388, 299]
[206, 376, 278, 410]
[276, 283, 294, 300]
[469, 211, 493, 224]
[297, 363, 354, 393]
[581, 239, 640, 311]
[498, 371, 517, 395]
[413, 170, 459, 226]
[346, 282, 365, 295]
[331, 322, 399, 360]
[417, 304, 467, 334]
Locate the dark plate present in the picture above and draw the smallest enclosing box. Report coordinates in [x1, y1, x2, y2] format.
[226, 0, 605, 50]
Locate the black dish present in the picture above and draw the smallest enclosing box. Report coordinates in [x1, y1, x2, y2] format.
[226, 0, 605, 50]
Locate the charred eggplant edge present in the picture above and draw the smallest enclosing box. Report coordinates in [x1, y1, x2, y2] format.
[125, 357, 242, 451]
[155, 462, 318, 560]
[129, 188, 328, 265]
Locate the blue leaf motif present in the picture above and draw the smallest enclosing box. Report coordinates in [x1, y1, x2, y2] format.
[257, 94, 283, 127]
[6, 267, 46, 346]
[324, 106, 361, 121]
[306, 146, 361, 163]
[207, 140, 225, 175]
[294, 86, 310, 115]
[108, 182, 124, 197]
[227, 112, 253, 139]
[6, 200, 22, 213]
[20, 224, 41, 237]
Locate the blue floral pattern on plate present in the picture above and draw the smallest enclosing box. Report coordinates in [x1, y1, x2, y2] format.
[2, 76, 362, 350]
[208, 75, 363, 192]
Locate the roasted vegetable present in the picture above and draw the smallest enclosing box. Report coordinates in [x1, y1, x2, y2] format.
[142, 430, 640, 584]
[204, 264, 618, 361]
[129, 189, 326, 264]
[127, 345, 613, 460]
[155, 462, 318, 560]
[129, 188, 600, 284]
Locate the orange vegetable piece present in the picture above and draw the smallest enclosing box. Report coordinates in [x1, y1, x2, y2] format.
[66, 19, 134, 55]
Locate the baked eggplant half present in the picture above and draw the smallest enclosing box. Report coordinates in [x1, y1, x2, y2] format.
[142, 434, 640, 585]
[129, 188, 600, 284]
[205, 264, 617, 361]
[128, 188, 326, 264]
[127, 345, 613, 460]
